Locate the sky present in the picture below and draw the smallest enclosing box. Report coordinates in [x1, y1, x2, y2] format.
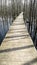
[1, 0, 29, 6]
[22, 0, 29, 4]
[7, 0, 24, 6]
[22, 0, 24, 4]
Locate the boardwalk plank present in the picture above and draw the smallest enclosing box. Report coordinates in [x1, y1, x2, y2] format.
[0, 12, 37, 65]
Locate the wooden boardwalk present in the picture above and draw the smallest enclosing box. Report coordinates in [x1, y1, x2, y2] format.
[0, 12, 37, 65]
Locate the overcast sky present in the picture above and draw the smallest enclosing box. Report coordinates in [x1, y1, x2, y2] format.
[0, 0, 29, 6]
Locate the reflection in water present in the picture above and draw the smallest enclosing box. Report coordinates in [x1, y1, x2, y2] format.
[0, 17, 13, 45]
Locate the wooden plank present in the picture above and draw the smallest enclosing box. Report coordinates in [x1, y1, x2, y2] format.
[0, 12, 37, 65]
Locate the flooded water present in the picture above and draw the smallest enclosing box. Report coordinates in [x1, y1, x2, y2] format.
[0, 17, 13, 44]
[26, 21, 37, 49]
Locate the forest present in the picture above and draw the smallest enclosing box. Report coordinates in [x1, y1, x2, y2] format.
[23, 0, 37, 49]
[0, 0, 37, 48]
[0, 0, 23, 43]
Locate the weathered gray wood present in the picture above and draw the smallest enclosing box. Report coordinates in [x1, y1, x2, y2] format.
[0, 12, 37, 65]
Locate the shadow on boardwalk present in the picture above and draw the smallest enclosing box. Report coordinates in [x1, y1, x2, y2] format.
[5, 34, 29, 39]
[0, 45, 34, 53]
[23, 58, 37, 65]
